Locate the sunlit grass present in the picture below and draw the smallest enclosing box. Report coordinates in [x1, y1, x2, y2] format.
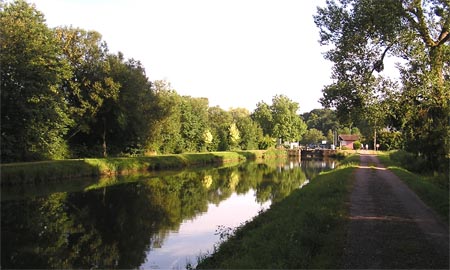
[1, 151, 269, 186]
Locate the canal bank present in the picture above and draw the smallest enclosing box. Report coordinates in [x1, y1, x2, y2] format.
[1, 149, 285, 186]
[196, 154, 360, 269]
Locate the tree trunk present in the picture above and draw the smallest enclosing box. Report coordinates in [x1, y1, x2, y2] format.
[430, 45, 444, 89]
[102, 118, 107, 157]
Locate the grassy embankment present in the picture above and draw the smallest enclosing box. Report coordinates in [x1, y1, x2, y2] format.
[1, 149, 285, 186]
[196, 154, 360, 269]
[377, 151, 449, 223]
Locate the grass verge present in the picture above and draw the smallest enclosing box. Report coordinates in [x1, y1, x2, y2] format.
[377, 152, 449, 224]
[1, 151, 267, 186]
[196, 155, 357, 269]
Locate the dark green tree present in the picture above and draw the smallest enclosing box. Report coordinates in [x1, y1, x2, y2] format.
[208, 106, 233, 151]
[55, 26, 120, 157]
[1, 0, 73, 161]
[101, 53, 157, 155]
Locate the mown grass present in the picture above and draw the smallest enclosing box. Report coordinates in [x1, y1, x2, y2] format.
[377, 151, 449, 224]
[1, 151, 267, 186]
[196, 155, 358, 269]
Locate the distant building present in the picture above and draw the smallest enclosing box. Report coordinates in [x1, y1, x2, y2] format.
[338, 134, 359, 149]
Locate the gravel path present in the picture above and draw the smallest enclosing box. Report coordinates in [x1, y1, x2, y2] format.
[343, 153, 449, 269]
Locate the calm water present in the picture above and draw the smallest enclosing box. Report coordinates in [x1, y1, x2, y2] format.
[1, 158, 336, 269]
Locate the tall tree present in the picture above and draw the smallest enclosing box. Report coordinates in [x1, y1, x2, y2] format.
[55, 26, 120, 157]
[251, 101, 273, 136]
[179, 96, 209, 152]
[208, 106, 233, 151]
[102, 53, 156, 155]
[1, 0, 72, 161]
[148, 80, 183, 154]
[314, 0, 450, 168]
[270, 95, 307, 143]
[230, 108, 262, 150]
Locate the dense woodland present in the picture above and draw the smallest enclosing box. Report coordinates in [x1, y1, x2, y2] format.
[1, 1, 448, 173]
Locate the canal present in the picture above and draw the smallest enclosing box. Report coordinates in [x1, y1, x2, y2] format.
[1, 158, 336, 269]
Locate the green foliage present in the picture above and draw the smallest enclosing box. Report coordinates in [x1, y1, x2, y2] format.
[1, 0, 73, 161]
[376, 130, 403, 150]
[180, 96, 209, 152]
[301, 108, 339, 135]
[353, 141, 361, 150]
[314, 0, 450, 171]
[301, 128, 325, 145]
[252, 95, 307, 143]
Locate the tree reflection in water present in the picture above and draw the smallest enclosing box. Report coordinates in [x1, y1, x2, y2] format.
[1, 159, 335, 269]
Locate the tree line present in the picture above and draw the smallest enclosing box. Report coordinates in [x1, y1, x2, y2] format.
[1, 1, 319, 162]
[3, 0, 446, 173]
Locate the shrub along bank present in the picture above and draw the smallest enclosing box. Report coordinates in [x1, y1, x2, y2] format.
[196, 155, 358, 269]
[1, 149, 285, 186]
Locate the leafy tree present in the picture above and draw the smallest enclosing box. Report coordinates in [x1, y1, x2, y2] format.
[315, 0, 450, 169]
[148, 80, 183, 154]
[251, 101, 273, 136]
[301, 128, 325, 145]
[102, 53, 156, 156]
[228, 123, 241, 150]
[180, 96, 209, 152]
[208, 106, 233, 151]
[301, 108, 339, 135]
[230, 108, 262, 150]
[270, 95, 307, 142]
[55, 26, 120, 157]
[1, 0, 73, 161]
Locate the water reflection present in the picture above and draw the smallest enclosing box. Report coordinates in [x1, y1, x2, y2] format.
[1, 159, 335, 269]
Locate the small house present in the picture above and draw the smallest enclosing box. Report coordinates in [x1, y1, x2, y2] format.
[338, 134, 359, 149]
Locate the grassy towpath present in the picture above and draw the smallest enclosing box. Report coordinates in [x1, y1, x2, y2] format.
[343, 152, 449, 269]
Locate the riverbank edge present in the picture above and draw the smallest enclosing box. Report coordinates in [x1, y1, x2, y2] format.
[1, 149, 285, 186]
[196, 154, 360, 269]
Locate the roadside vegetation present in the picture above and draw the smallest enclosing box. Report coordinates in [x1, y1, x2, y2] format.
[196, 154, 358, 269]
[378, 151, 449, 223]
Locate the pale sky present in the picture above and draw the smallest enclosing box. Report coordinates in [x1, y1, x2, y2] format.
[28, 0, 333, 113]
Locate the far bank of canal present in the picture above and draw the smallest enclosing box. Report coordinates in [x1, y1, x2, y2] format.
[1, 156, 337, 269]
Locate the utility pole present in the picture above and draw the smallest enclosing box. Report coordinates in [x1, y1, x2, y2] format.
[373, 129, 377, 151]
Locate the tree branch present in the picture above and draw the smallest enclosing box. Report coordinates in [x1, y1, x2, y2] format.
[371, 45, 393, 73]
[437, 12, 450, 46]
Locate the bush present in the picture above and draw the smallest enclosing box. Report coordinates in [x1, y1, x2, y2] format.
[353, 141, 361, 150]
[389, 150, 428, 173]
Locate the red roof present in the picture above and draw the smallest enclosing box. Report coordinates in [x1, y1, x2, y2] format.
[338, 134, 359, 141]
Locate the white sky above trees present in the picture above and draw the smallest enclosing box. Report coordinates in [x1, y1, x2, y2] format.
[29, 0, 334, 113]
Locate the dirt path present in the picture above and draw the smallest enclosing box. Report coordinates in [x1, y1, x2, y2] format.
[343, 153, 449, 269]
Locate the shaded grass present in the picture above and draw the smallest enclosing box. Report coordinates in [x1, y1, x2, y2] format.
[1, 151, 265, 186]
[377, 152, 449, 224]
[196, 157, 357, 269]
